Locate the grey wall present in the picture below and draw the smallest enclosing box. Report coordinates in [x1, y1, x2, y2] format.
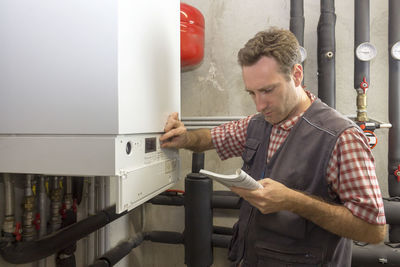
[144, 0, 390, 266]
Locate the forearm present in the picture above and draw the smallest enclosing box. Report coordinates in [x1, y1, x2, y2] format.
[185, 129, 214, 152]
[288, 190, 386, 244]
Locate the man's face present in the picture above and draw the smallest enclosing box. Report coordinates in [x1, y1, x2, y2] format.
[242, 56, 301, 125]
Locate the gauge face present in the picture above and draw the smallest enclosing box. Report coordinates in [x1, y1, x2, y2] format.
[299, 46, 307, 63]
[356, 42, 377, 61]
[391, 42, 400, 60]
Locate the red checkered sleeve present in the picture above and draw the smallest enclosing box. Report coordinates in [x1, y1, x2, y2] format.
[326, 127, 386, 225]
[210, 115, 254, 160]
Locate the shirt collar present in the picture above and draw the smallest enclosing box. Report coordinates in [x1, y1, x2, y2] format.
[275, 90, 316, 131]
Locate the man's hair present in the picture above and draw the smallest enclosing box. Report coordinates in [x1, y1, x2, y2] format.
[237, 27, 301, 80]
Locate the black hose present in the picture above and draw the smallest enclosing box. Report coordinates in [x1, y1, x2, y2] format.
[144, 231, 184, 244]
[0, 206, 127, 264]
[317, 0, 336, 108]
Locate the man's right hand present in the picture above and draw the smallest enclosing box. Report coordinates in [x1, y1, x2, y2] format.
[160, 112, 189, 149]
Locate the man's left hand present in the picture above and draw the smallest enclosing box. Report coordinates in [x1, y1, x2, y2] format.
[231, 178, 294, 214]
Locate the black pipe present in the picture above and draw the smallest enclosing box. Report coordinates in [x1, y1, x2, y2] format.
[90, 233, 145, 267]
[317, 0, 336, 108]
[213, 226, 234, 236]
[0, 206, 127, 264]
[212, 234, 231, 249]
[144, 231, 184, 244]
[354, 0, 371, 89]
[388, 0, 400, 197]
[290, 0, 304, 47]
[383, 199, 400, 225]
[184, 173, 213, 267]
[192, 152, 205, 173]
[352, 243, 400, 266]
[148, 194, 184, 206]
[388, 0, 400, 243]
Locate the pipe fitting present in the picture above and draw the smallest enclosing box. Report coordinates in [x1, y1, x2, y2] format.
[356, 92, 368, 122]
[325, 51, 334, 58]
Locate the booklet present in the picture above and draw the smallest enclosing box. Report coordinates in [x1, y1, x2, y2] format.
[199, 168, 263, 190]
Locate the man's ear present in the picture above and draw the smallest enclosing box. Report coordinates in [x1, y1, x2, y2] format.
[292, 64, 303, 87]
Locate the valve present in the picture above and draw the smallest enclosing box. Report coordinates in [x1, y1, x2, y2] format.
[73, 199, 78, 213]
[60, 203, 67, 219]
[13, 222, 22, 241]
[394, 165, 400, 182]
[33, 213, 41, 231]
[360, 77, 369, 94]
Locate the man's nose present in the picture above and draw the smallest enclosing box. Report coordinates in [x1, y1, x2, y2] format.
[255, 95, 267, 112]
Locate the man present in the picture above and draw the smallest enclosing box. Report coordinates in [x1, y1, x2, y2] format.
[160, 28, 385, 266]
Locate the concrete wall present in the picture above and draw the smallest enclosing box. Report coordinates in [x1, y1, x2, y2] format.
[144, 0, 390, 266]
[0, 1, 391, 266]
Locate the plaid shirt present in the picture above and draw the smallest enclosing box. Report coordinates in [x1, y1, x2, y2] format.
[211, 93, 386, 225]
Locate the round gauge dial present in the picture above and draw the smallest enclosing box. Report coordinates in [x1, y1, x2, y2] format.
[299, 46, 307, 63]
[391, 41, 400, 60]
[356, 42, 377, 61]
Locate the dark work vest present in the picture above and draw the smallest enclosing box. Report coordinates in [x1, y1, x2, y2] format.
[228, 99, 356, 267]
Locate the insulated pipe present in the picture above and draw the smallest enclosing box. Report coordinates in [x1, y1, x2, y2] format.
[184, 173, 213, 267]
[352, 243, 400, 266]
[50, 177, 62, 233]
[0, 206, 127, 264]
[317, 0, 336, 108]
[212, 234, 231, 249]
[388, 0, 400, 197]
[290, 0, 305, 84]
[383, 199, 400, 225]
[290, 0, 304, 46]
[354, 0, 371, 122]
[192, 152, 205, 173]
[388, 0, 400, 243]
[90, 234, 145, 267]
[354, 0, 371, 89]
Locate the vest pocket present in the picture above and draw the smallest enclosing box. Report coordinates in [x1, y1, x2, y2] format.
[255, 210, 307, 240]
[254, 241, 323, 266]
[241, 138, 260, 171]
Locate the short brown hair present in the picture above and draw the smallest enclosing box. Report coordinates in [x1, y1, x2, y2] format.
[237, 27, 301, 80]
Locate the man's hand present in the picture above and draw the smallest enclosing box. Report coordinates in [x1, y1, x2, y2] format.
[231, 178, 294, 214]
[160, 112, 189, 149]
[232, 177, 386, 244]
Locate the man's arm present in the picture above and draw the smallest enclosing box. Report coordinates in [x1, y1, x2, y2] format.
[160, 112, 214, 152]
[231, 178, 386, 244]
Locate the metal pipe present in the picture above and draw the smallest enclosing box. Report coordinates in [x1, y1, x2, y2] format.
[50, 177, 62, 233]
[317, 0, 336, 108]
[104, 177, 110, 252]
[87, 176, 96, 265]
[22, 174, 35, 241]
[2, 174, 15, 241]
[98, 177, 105, 256]
[37, 176, 47, 267]
[185, 173, 213, 267]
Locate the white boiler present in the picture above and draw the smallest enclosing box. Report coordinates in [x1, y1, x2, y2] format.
[0, 0, 181, 213]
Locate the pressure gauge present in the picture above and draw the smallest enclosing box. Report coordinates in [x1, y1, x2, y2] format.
[391, 41, 400, 60]
[299, 46, 307, 63]
[356, 42, 377, 61]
